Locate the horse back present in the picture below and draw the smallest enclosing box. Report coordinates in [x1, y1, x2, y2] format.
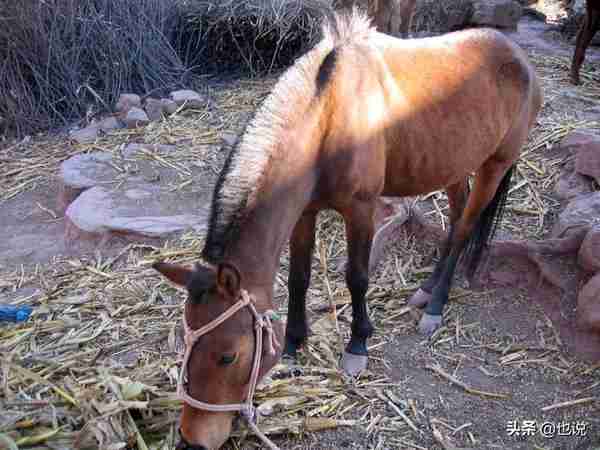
[318, 27, 541, 199]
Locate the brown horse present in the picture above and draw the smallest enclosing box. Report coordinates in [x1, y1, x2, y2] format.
[570, 0, 600, 85]
[153, 9, 542, 450]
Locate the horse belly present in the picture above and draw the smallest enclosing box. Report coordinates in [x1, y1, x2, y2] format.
[382, 117, 503, 197]
[382, 158, 467, 197]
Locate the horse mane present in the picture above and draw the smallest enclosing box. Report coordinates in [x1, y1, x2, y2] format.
[201, 8, 373, 264]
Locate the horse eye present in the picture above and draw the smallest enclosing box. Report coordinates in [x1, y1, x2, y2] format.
[219, 353, 237, 365]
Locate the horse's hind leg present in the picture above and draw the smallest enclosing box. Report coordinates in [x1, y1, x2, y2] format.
[418, 159, 514, 335]
[570, 6, 600, 85]
[340, 200, 376, 376]
[408, 179, 469, 309]
[283, 210, 317, 360]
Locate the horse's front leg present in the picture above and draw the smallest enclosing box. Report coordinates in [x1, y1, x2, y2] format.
[283, 211, 317, 360]
[340, 200, 376, 376]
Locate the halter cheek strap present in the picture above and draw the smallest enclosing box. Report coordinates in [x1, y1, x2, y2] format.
[178, 289, 281, 450]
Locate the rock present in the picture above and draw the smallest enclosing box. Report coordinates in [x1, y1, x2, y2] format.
[470, 0, 523, 29]
[161, 99, 179, 115]
[575, 135, 600, 185]
[115, 94, 142, 113]
[58, 152, 115, 212]
[60, 152, 115, 190]
[58, 144, 177, 213]
[559, 131, 600, 154]
[554, 160, 593, 201]
[69, 126, 99, 144]
[122, 107, 150, 129]
[59, 142, 212, 242]
[169, 90, 205, 109]
[576, 273, 600, 333]
[578, 226, 600, 273]
[144, 98, 166, 121]
[65, 185, 208, 239]
[552, 192, 600, 238]
[96, 116, 124, 133]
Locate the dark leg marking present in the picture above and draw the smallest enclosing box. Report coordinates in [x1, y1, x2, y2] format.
[283, 211, 317, 359]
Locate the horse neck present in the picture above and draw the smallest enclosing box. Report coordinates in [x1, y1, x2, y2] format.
[224, 149, 319, 312]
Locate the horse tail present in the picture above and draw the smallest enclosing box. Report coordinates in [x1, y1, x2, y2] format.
[461, 165, 514, 279]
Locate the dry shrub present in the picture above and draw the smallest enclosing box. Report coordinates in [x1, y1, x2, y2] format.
[175, 0, 334, 75]
[0, 0, 194, 138]
[0, 0, 335, 139]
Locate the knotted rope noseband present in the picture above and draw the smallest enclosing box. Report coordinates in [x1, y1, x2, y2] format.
[178, 289, 281, 450]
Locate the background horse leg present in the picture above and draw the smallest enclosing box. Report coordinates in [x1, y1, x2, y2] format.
[399, 0, 416, 38]
[283, 211, 317, 360]
[570, 5, 600, 85]
[408, 179, 469, 308]
[340, 200, 376, 376]
[418, 160, 514, 335]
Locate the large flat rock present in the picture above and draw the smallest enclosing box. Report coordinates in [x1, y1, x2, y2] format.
[65, 184, 209, 239]
[59, 143, 212, 242]
[552, 192, 600, 238]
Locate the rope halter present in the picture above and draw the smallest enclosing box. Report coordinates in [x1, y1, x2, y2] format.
[178, 289, 282, 450]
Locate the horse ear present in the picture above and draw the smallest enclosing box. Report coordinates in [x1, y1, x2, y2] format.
[216, 262, 241, 299]
[152, 261, 195, 287]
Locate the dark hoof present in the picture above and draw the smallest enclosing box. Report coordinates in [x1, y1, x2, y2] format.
[408, 288, 432, 309]
[417, 313, 443, 335]
[341, 351, 368, 377]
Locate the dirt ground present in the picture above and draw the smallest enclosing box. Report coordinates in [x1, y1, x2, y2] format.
[1, 14, 599, 450]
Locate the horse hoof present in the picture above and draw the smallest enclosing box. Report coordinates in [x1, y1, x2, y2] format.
[418, 313, 443, 335]
[408, 288, 432, 309]
[341, 351, 368, 377]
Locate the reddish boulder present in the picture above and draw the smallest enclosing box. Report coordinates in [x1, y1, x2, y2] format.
[578, 226, 600, 273]
[144, 98, 166, 121]
[115, 94, 142, 113]
[575, 136, 600, 185]
[96, 116, 124, 133]
[161, 99, 178, 115]
[552, 192, 600, 238]
[557, 131, 599, 155]
[577, 274, 600, 333]
[554, 161, 593, 201]
[122, 107, 150, 129]
[170, 90, 206, 109]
